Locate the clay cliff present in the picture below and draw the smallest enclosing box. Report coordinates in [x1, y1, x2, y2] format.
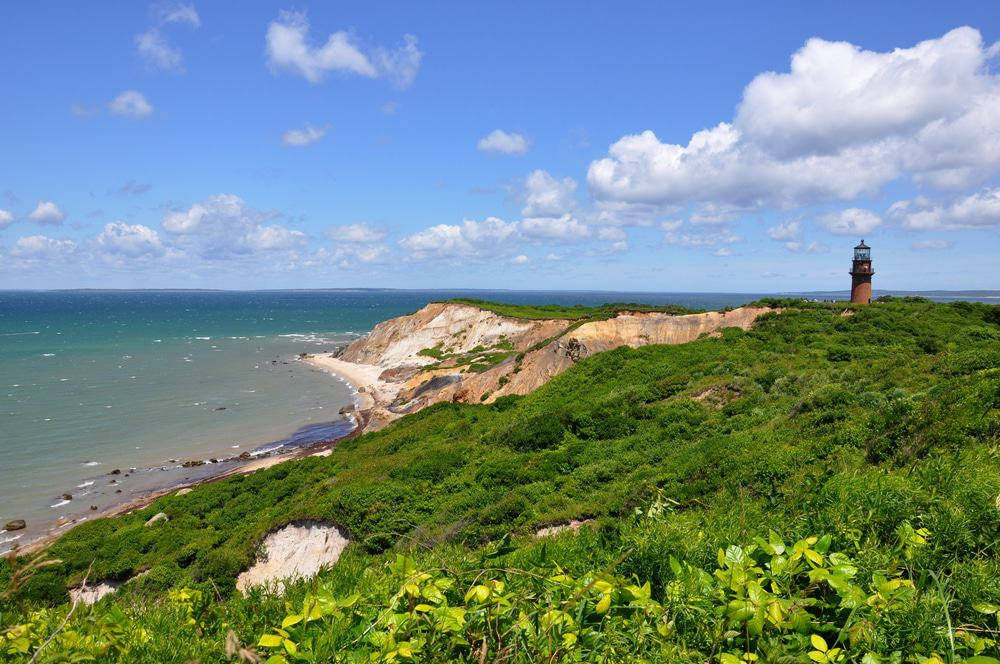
[307, 302, 774, 433]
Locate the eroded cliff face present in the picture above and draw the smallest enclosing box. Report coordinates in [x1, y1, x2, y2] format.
[338, 302, 566, 369]
[310, 303, 774, 432]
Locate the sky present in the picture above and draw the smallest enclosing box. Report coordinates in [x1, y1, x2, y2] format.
[1, 1, 999, 291]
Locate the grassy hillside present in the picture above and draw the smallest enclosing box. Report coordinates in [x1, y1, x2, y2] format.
[2, 298, 1000, 662]
[440, 297, 699, 320]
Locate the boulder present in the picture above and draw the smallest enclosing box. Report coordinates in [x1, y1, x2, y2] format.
[62, 493, 73, 501]
[145, 512, 168, 526]
[236, 521, 349, 595]
[175, 488, 193, 496]
[4, 519, 26, 531]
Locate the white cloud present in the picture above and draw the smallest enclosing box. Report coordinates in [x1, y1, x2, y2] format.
[96, 222, 164, 257]
[328, 223, 385, 243]
[807, 241, 831, 254]
[158, 3, 200, 27]
[135, 4, 200, 72]
[477, 130, 530, 155]
[522, 170, 576, 218]
[766, 220, 801, 241]
[519, 214, 591, 241]
[659, 220, 683, 232]
[588, 27, 1000, 210]
[783, 242, 802, 252]
[243, 224, 306, 250]
[10, 235, 77, 259]
[162, 194, 305, 256]
[373, 34, 423, 89]
[28, 201, 65, 225]
[664, 229, 742, 248]
[281, 123, 329, 146]
[109, 91, 154, 119]
[266, 11, 421, 87]
[0, 209, 14, 229]
[817, 208, 882, 236]
[714, 247, 733, 257]
[911, 239, 953, 250]
[135, 29, 182, 70]
[399, 217, 518, 259]
[888, 188, 1000, 230]
[511, 254, 529, 264]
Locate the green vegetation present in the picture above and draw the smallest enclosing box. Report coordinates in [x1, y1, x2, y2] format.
[3, 298, 1000, 662]
[441, 298, 699, 320]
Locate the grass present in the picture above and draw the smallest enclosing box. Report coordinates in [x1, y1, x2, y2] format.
[440, 298, 700, 320]
[2, 298, 1000, 662]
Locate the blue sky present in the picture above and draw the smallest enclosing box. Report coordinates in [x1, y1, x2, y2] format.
[1, 2, 998, 291]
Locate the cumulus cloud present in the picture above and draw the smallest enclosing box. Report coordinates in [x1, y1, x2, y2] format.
[596, 226, 628, 252]
[766, 220, 801, 241]
[399, 217, 518, 259]
[281, 123, 329, 146]
[520, 214, 591, 241]
[588, 27, 1000, 210]
[888, 188, 1000, 230]
[162, 194, 305, 256]
[109, 91, 154, 119]
[0, 209, 14, 229]
[96, 222, 164, 257]
[817, 208, 882, 236]
[266, 11, 421, 87]
[511, 254, 529, 264]
[477, 130, 530, 155]
[327, 223, 385, 243]
[10, 235, 77, 259]
[522, 170, 576, 218]
[135, 3, 200, 71]
[28, 201, 65, 225]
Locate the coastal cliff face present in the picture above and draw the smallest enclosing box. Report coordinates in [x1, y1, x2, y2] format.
[311, 302, 774, 432]
[338, 302, 566, 368]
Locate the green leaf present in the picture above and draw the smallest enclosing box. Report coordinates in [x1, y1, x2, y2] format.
[258, 634, 283, 648]
[281, 614, 302, 629]
[966, 658, 1000, 664]
[595, 593, 611, 614]
[810, 634, 828, 652]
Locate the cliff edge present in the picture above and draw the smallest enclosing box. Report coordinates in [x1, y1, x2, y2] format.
[307, 301, 774, 432]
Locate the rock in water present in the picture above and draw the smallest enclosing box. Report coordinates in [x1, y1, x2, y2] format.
[4, 519, 26, 531]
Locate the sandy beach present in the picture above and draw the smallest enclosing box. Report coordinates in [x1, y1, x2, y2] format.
[303, 353, 402, 410]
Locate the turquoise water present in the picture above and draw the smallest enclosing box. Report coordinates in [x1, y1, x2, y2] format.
[1, 289, 994, 550]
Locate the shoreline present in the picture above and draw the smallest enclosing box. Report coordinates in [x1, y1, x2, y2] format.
[9, 356, 371, 557]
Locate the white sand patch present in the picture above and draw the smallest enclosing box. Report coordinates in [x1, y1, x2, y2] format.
[69, 580, 120, 605]
[304, 355, 400, 408]
[236, 521, 349, 595]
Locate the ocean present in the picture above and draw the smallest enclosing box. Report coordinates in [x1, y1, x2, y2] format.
[1, 289, 995, 551]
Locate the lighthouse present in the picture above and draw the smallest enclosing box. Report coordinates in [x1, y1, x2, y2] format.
[849, 240, 874, 304]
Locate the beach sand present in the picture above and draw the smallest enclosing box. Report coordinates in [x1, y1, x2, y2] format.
[303, 354, 402, 410]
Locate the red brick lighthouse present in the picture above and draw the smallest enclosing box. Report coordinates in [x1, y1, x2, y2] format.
[849, 239, 874, 304]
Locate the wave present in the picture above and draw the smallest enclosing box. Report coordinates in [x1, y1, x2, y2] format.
[77, 480, 95, 488]
[50, 499, 70, 508]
